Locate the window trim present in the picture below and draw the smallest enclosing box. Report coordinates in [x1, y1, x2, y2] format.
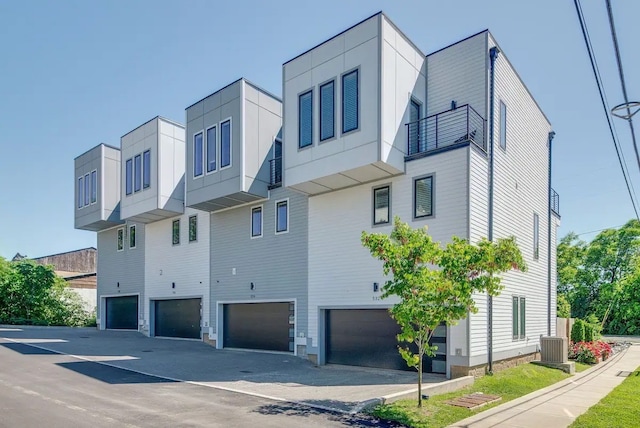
[341, 68, 360, 135]
[142, 150, 151, 189]
[77, 176, 83, 209]
[188, 215, 198, 242]
[220, 118, 232, 170]
[172, 219, 180, 246]
[251, 205, 263, 238]
[372, 185, 391, 226]
[193, 130, 204, 178]
[319, 79, 335, 142]
[499, 100, 507, 151]
[298, 89, 313, 149]
[117, 227, 124, 252]
[134, 154, 142, 193]
[533, 213, 539, 260]
[275, 198, 289, 234]
[84, 173, 90, 206]
[205, 124, 217, 174]
[512, 295, 526, 340]
[413, 174, 435, 220]
[129, 224, 137, 250]
[125, 158, 133, 195]
[90, 170, 97, 204]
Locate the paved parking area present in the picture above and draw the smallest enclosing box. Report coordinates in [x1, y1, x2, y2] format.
[0, 326, 449, 413]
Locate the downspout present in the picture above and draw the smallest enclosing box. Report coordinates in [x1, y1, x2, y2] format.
[547, 131, 555, 336]
[487, 46, 500, 374]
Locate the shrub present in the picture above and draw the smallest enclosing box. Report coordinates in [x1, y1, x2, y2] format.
[586, 314, 602, 340]
[557, 294, 571, 318]
[569, 341, 612, 364]
[571, 319, 585, 343]
[585, 323, 594, 342]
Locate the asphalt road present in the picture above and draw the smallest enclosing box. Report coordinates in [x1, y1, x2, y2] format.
[0, 339, 397, 428]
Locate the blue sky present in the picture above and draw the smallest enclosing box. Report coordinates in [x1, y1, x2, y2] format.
[1, 0, 638, 259]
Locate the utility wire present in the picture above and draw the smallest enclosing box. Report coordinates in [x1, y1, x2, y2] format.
[573, 0, 640, 220]
[606, 0, 640, 173]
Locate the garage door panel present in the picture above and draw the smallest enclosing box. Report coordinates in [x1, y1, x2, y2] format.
[223, 303, 291, 352]
[326, 309, 446, 373]
[154, 298, 201, 339]
[105, 296, 138, 330]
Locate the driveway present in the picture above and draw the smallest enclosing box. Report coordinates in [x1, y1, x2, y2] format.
[0, 326, 449, 414]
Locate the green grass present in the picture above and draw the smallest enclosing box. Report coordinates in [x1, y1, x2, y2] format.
[371, 364, 571, 428]
[570, 367, 640, 428]
[575, 362, 591, 372]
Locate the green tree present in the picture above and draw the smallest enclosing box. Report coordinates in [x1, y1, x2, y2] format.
[361, 217, 526, 407]
[557, 294, 571, 318]
[571, 319, 585, 343]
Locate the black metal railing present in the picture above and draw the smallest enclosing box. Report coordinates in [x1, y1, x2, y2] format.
[269, 157, 282, 186]
[406, 104, 486, 156]
[551, 188, 560, 215]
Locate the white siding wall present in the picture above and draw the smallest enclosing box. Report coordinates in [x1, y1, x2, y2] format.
[483, 35, 552, 359]
[158, 119, 185, 213]
[380, 16, 426, 168]
[426, 32, 487, 119]
[307, 148, 469, 349]
[551, 215, 560, 334]
[143, 208, 210, 336]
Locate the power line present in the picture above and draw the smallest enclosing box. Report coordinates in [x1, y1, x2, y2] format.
[575, 224, 625, 237]
[573, 0, 640, 220]
[606, 0, 640, 173]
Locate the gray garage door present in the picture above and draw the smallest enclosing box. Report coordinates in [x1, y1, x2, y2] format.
[105, 296, 138, 330]
[154, 298, 201, 339]
[223, 302, 294, 352]
[325, 309, 446, 373]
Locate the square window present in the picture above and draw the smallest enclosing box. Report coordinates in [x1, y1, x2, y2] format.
[77, 176, 83, 209]
[414, 176, 433, 218]
[276, 200, 288, 233]
[299, 90, 313, 148]
[194, 132, 203, 177]
[125, 158, 133, 195]
[251, 206, 262, 237]
[117, 228, 124, 251]
[84, 173, 90, 206]
[320, 80, 335, 141]
[373, 186, 390, 225]
[206, 126, 217, 173]
[129, 225, 136, 249]
[221, 120, 231, 168]
[172, 219, 180, 245]
[90, 170, 97, 204]
[189, 215, 197, 242]
[342, 69, 359, 133]
[134, 154, 142, 192]
[500, 101, 507, 150]
[143, 150, 151, 189]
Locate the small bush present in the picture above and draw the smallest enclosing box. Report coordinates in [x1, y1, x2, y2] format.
[585, 323, 594, 342]
[571, 319, 585, 343]
[569, 341, 612, 364]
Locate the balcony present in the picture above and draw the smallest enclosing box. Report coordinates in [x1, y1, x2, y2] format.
[551, 188, 560, 216]
[269, 157, 282, 188]
[406, 104, 486, 159]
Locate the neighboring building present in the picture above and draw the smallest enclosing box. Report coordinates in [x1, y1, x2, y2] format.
[73, 12, 560, 378]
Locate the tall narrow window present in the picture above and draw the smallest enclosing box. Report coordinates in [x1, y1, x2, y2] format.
[500, 101, 507, 150]
[520, 297, 526, 339]
[513, 296, 526, 339]
[373, 186, 390, 225]
[342, 69, 359, 133]
[84, 173, 90, 206]
[129, 225, 136, 249]
[206, 125, 217, 173]
[409, 99, 421, 154]
[512, 296, 519, 339]
[299, 90, 313, 148]
[251, 206, 262, 237]
[194, 132, 203, 177]
[117, 228, 124, 251]
[125, 158, 133, 195]
[414, 176, 433, 218]
[77, 177, 83, 209]
[91, 170, 97, 203]
[134, 154, 142, 192]
[276, 200, 288, 233]
[533, 213, 539, 260]
[143, 150, 151, 189]
[189, 215, 197, 242]
[320, 80, 335, 141]
[172, 219, 180, 245]
[221, 120, 231, 168]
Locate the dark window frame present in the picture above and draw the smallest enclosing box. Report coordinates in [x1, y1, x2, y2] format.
[134, 154, 142, 192]
[251, 206, 263, 238]
[129, 224, 137, 249]
[77, 176, 83, 209]
[90, 170, 97, 204]
[298, 89, 313, 149]
[373, 185, 391, 226]
[413, 174, 435, 219]
[220, 119, 231, 169]
[84, 173, 90, 206]
[194, 132, 204, 177]
[172, 219, 180, 245]
[276, 200, 288, 233]
[341, 68, 359, 134]
[189, 215, 197, 242]
[143, 150, 151, 189]
[206, 125, 217, 173]
[319, 79, 335, 142]
[125, 158, 133, 195]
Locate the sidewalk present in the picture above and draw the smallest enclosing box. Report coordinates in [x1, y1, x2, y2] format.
[449, 343, 640, 428]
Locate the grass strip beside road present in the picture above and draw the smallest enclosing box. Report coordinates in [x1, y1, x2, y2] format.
[570, 366, 640, 428]
[370, 363, 570, 428]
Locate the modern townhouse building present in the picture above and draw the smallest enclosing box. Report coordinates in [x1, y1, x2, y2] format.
[282, 12, 560, 377]
[74, 11, 559, 379]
